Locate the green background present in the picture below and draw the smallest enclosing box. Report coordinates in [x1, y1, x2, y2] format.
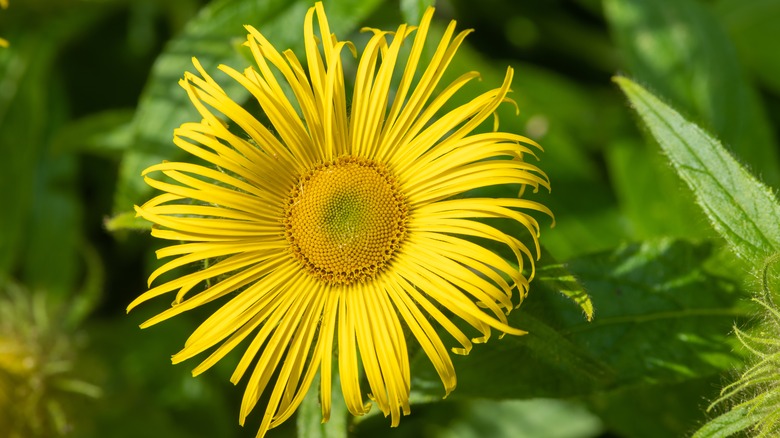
[2, 0, 779, 436]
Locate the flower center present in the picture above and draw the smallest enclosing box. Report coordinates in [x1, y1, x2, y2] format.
[284, 156, 407, 285]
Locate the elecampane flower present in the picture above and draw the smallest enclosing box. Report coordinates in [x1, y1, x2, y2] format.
[128, 3, 553, 437]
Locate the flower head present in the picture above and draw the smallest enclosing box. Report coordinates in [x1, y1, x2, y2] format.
[129, 3, 552, 436]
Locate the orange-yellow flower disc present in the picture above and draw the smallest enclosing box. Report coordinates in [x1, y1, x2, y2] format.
[284, 156, 408, 285]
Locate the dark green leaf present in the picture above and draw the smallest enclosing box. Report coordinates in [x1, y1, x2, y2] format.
[537, 247, 594, 321]
[409, 311, 614, 401]
[66, 244, 106, 329]
[83, 313, 240, 438]
[113, 0, 385, 214]
[411, 239, 746, 400]
[604, 0, 780, 188]
[616, 76, 780, 264]
[692, 406, 758, 438]
[561, 239, 746, 384]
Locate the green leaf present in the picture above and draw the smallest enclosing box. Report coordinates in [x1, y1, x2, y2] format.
[604, 0, 780, 188]
[297, 373, 347, 438]
[693, 406, 758, 438]
[536, 247, 594, 322]
[85, 313, 239, 438]
[561, 239, 747, 384]
[615, 76, 780, 264]
[410, 312, 614, 401]
[605, 138, 713, 240]
[411, 239, 746, 400]
[113, 0, 385, 214]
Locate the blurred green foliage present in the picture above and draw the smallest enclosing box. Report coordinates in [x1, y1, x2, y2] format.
[1, 0, 780, 437]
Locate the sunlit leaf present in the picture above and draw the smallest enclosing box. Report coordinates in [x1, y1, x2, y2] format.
[560, 239, 747, 384]
[615, 76, 780, 264]
[537, 247, 594, 322]
[604, 0, 780, 188]
[411, 239, 747, 400]
[692, 406, 758, 438]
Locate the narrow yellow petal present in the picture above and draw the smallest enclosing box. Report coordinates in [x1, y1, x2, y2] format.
[318, 289, 340, 422]
[338, 289, 370, 416]
[385, 276, 456, 394]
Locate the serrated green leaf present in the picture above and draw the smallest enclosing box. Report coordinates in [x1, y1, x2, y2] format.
[536, 247, 593, 322]
[615, 76, 780, 264]
[604, 0, 780, 188]
[561, 239, 747, 384]
[692, 406, 758, 438]
[411, 239, 746, 400]
[113, 0, 385, 214]
[410, 312, 615, 400]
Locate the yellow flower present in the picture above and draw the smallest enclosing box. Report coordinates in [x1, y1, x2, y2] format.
[128, 2, 552, 437]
